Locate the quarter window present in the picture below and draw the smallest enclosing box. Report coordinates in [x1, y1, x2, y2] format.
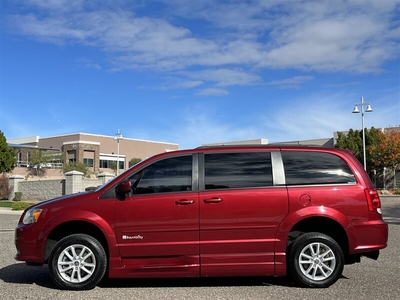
[204, 152, 272, 189]
[129, 155, 192, 194]
[281, 151, 356, 185]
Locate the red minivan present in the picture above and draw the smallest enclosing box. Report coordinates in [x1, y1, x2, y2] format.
[15, 146, 388, 290]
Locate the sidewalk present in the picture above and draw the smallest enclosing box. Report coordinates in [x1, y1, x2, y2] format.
[0, 207, 24, 215]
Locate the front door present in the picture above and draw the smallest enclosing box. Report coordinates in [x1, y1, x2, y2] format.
[114, 154, 200, 277]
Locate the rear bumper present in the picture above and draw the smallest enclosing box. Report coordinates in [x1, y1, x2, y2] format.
[350, 219, 388, 254]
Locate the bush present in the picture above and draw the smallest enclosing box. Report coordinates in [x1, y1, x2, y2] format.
[85, 186, 98, 192]
[0, 174, 11, 200]
[13, 192, 22, 201]
[393, 188, 400, 195]
[63, 162, 91, 178]
[11, 201, 34, 211]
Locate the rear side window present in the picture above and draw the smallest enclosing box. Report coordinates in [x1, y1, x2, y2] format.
[204, 152, 272, 189]
[281, 151, 356, 185]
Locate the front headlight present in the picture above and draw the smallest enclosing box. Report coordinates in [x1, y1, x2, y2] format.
[22, 208, 42, 224]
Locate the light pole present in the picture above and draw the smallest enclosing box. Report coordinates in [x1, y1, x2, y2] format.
[114, 129, 123, 175]
[352, 97, 373, 171]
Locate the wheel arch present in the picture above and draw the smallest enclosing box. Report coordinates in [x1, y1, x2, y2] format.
[44, 220, 110, 263]
[276, 206, 354, 254]
[286, 216, 349, 257]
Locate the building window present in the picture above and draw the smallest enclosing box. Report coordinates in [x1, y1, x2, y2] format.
[99, 159, 125, 170]
[83, 150, 95, 168]
[100, 160, 111, 168]
[67, 150, 76, 163]
[83, 158, 94, 167]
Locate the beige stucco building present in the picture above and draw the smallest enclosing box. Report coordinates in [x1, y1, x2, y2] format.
[8, 133, 178, 173]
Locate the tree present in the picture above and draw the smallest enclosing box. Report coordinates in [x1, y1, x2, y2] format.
[129, 157, 142, 168]
[336, 128, 400, 188]
[110, 161, 117, 174]
[28, 149, 61, 176]
[369, 129, 400, 172]
[336, 129, 362, 160]
[335, 127, 381, 172]
[29, 149, 47, 176]
[0, 130, 16, 174]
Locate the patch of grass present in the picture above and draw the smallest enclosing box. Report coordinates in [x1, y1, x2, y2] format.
[11, 202, 35, 211]
[0, 201, 13, 208]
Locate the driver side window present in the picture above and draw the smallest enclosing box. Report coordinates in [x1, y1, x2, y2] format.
[129, 155, 192, 195]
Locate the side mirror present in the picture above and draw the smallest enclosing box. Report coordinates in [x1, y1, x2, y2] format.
[116, 180, 131, 196]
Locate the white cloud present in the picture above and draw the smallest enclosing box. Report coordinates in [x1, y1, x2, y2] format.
[268, 76, 315, 89]
[27, 0, 84, 12]
[172, 80, 204, 89]
[263, 14, 398, 72]
[185, 68, 262, 86]
[195, 88, 228, 96]
[3, 0, 400, 84]
[154, 77, 204, 90]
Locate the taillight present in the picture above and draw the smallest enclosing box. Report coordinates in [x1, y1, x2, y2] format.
[365, 189, 382, 214]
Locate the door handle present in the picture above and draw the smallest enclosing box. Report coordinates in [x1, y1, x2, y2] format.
[175, 199, 195, 205]
[203, 198, 223, 204]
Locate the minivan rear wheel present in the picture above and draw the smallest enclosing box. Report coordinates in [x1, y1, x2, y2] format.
[288, 232, 344, 288]
[48, 234, 107, 290]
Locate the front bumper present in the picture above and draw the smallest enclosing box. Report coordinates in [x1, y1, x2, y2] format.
[14, 223, 45, 263]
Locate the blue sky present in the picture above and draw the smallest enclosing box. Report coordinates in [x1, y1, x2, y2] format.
[1, 0, 399, 149]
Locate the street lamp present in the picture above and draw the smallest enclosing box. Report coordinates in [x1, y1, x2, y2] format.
[352, 97, 373, 171]
[114, 129, 123, 175]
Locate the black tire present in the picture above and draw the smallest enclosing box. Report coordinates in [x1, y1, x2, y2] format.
[48, 234, 107, 290]
[288, 232, 344, 288]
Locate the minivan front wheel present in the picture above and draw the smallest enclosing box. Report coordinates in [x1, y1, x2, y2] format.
[48, 234, 107, 290]
[288, 232, 344, 288]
